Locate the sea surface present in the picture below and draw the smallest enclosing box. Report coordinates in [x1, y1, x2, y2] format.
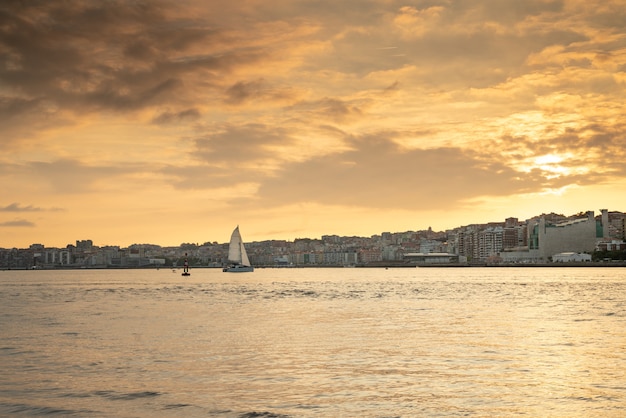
[1, 267, 625, 417]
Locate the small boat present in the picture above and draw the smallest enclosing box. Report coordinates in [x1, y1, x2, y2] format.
[223, 226, 254, 272]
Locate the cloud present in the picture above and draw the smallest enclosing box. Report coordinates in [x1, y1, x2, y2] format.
[393, 6, 445, 39]
[223, 79, 300, 106]
[162, 123, 297, 190]
[289, 97, 366, 124]
[25, 159, 143, 194]
[192, 123, 300, 163]
[224, 79, 269, 105]
[0, 96, 41, 118]
[162, 95, 626, 210]
[0, 0, 264, 121]
[254, 134, 554, 210]
[0, 203, 65, 212]
[161, 119, 601, 211]
[152, 108, 201, 125]
[1, 0, 626, 247]
[491, 116, 626, 180]
[0, 203, 42, 212]
[0, 219, 35, 227]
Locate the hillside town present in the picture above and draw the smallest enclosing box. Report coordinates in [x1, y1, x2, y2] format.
[2, 209, 626, 270]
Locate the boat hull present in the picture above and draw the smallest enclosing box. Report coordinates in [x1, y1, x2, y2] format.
[223, 265, 254, 273]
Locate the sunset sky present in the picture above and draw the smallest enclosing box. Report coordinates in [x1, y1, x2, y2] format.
[1, 0, 625, 248]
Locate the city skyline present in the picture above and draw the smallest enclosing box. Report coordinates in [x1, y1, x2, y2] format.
[2, 1, 626, 248]
[3, 207, 622, 251]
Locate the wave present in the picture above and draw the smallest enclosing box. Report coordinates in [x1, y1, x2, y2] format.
[93, 390, 161, 401]
[0, 402, 95, 415]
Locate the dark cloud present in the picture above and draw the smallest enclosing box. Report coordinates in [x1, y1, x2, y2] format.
[68, 77, 185, 111]
[0, 96, 41, 118]
[0, 0, 262, 120]
[223, 78, 300, 106]
[225, 79, 268, 105]
[0, 96, 57, 144]
[0, 0, 615, 126]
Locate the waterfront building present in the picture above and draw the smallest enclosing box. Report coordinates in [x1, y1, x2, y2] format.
[322, 250, 357, 265]
[553, 252, 592, 262]
[478, 226, 503, 260]
[601, 210, 626, 240]
[596, 240, 626, 252]
[381, 244, 403, 261]
[528, 211, 600, 261]
[503, 218, 527, 250]
[358, 248, 383, 264]
[404, 252, 459, 265]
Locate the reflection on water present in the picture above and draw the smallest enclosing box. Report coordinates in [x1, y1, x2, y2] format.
[1, 267, 625, 417]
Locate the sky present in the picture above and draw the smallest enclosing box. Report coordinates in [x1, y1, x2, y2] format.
[1, 0, 626, 248]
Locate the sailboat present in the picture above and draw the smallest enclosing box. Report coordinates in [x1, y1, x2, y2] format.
[223, 226, 254, 272]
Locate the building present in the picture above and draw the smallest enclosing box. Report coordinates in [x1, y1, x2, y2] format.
[478, 226, 503, 259]
[596, 240, 626, 252]
[528, 211, 599, 261]
[503, 218, 527, 249]
[601, 210, 626, 240]
[553, 252, 592, 262]
[404, 252, 459, 265]
[358, 248, 383, 264]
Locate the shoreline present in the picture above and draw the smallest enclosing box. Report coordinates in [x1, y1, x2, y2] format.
[3, 261, 626, 271]
[415, 262, 626, 268]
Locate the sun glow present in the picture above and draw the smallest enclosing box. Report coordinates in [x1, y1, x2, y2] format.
[531, 154, 572, 178]
[534, 154, 562, 165]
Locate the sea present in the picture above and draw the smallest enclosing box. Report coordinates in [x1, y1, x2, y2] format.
[1, 267, 625, 417]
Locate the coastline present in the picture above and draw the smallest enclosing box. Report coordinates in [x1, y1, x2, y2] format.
[3, 261, 626, 271]
[415, 262, 626, 268]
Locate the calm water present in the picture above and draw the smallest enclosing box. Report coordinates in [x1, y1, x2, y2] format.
[1, 267, 625, 417]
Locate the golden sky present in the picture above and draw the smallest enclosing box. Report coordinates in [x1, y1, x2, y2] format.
[1, 0, 626, 248]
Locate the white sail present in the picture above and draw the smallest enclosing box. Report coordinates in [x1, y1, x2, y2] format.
[225, 226, 253, 272]
[240, 241, 251, 266]
[227, 226, 244, 263]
